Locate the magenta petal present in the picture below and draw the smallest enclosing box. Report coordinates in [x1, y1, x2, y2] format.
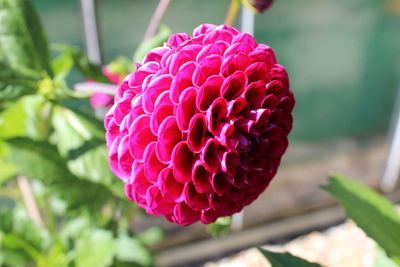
[224, 42, 253, 58]
[196, 75, 223, 112]
[128, 61, 159, 87]
[209, 193, 229, 211]
[184, 183, 209, 211]
[211, 171, 232, 196]
[146, 185, 174, 215]
[192, 161, 212, 193]
[150, 91, 174, 135]
[249, 44, 277, 66]
[172, 202, 200, 226]
[196, 41, 229, 62]
[117, 134, 133, 179]
[143, 74, 173, 113]
[245, 80, 267, 109]
[143, 47, 170, 64]
[203, 29, 234, 44]
[221, 151, 239, 176]
[221, 71, 247, 100]
[113, 91, 135, 125]
[193, 55, 223, 87]
[158, 168, 184, 202]
[131, 163, 152, 197]
[227, 97, 249, 118]
[176, 87, 197, 132]
[108, 136, 121, 178]
[193, 23, 216, 36]
[143, 142, 166, 183]
[265, 79, 284, 96]
[167, 33, 190, 48]
[156, 116, 182, 163]
[170, 61, 196, 104]
[221, 53, 251, 77]
[232, 32, 257, 48]
[200, 208, 219, 224]
[128, 115, 157, 162]
[245, 62, 270, 83]
[172, 141, 195, 183]
[200, 139, 222, 172]
[206, 97, 228, 135]
[169, 45, 202, 75]
[187, 113, 207, 153]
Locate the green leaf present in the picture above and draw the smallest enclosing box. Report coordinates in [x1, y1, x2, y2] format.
[374, 248, 400, 267]
[52, 50, 74, 80]
[133, 24, 171, 63]
[0, 62, 38, 103]
[322, 174, 400, 261]
[258, 248, 322, 267]
[115, 232, 152, 266]
[53, 45, 108, 82]
[75, 229, 115, 267]
[5, 138, 114, 214]
[0, 159, 16, 184]
[0, 95, 51, 140]
[207, 216, 231, 237]
[137, 227, 163, 246]
[51, 106, 115, 186]
[0, 0, 52, 75]
[37, 244, 69, 267]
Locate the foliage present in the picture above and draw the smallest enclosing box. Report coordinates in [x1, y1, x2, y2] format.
[258, 248, 321, 267]
[259, 175, 400, 266]
[322, 175, 400, 264]
[0, 0, 159, 266]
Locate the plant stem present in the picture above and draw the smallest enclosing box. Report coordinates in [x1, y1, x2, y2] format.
[225, 0, 241, 25]
[17, 176, 44, 227]
[143, 0, 171, 41]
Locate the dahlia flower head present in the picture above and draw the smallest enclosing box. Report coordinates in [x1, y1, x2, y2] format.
[104, 24, 294, 226]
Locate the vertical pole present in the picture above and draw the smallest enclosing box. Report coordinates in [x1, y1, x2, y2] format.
[143, 0, 171, 41]
[17, 176, 44, 226]
[231, 5, 255, 232]
[80, 0, 102, 65]
[381, 84, 400, 192]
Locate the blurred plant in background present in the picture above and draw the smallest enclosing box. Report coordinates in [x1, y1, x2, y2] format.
[0, 0, 165, 266]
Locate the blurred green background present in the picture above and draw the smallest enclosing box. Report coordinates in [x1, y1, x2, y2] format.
[34, 0, 400, 141]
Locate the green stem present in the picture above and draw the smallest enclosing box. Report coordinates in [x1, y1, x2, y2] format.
[225, 0, 241, 25]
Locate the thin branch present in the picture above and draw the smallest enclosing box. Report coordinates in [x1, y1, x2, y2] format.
[225, 0, 241, 25]
[74, 81, 117, 96]
[143, 0, 171, 41]
[17, 176, 44, 227]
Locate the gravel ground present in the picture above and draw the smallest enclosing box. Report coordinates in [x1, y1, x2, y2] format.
[204, 221, 377, 267]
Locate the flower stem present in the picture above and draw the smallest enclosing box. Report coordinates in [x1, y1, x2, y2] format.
[143, 0, 171, 41]
[225, 0, 241, 25]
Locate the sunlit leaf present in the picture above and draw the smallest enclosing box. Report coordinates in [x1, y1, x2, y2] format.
[115, 231, 152, 265]
[258, 248, 321, 267]
[52, 106, 115, 186]
[5, 138, 114, 214]
[322, 174, 400, 261]
[0, 62, 38, 103]
[0, 95, 51, 140]
[75, 229, 115, 267]
[0, 0, 52, 75]
[207, 216, 231, 237]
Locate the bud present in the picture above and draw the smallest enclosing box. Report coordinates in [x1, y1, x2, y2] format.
[242, 0, 273, 13]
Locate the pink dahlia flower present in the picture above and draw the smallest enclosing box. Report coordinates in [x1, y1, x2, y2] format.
[104, 24, 294, 226]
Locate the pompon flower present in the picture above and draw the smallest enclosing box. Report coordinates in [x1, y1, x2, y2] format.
[104, 24, 294, 226]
